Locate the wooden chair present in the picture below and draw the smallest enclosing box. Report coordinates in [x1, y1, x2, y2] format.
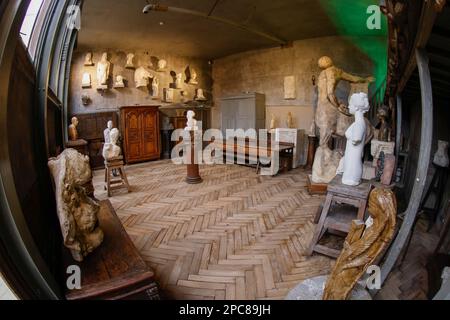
[104, 156, 130, 197]
[307, 175, 372, 258]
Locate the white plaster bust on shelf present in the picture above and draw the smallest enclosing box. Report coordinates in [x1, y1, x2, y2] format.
[114, 75, 125, 88]
[433, 140, 449, 168]
[104, 121, 113, 143]
[195, 88, 207, 101]
[157, 59, 167, 71]
[96, 52, 110, 89]
[185, 110, 199, 131]
[270, 114, 276, 130]
[189, 68, 198, 85]
[84, 52, 94, 66]
[338, 92, 370, 186]
[102, 128, 122, 160]
[126, 53, 135, 69]
[135, 66, 153, 88]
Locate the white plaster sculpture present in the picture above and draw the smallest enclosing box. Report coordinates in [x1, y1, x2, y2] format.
[287, 112, 294, 129]
[312, 56, 374, 184]
[126, 53, 135, 69]
[175, 73, 183, 89]
[195, 88, 207, 101]
[84, 52, 94, 66]
[185, 110, 199, 131]
[103, 120, 113, 143]
[157, 59, 167, 72]
[82, 73, 91, 88]
[433, 140, 449, 168]
[114, 75, 125, 88]
[48, 149, 104, 262]
[339, 93, 370, 186]
[270, 114, 277, 130]
[164, 88, 174, 102]
[152, 77, 159, 99]
[189, 68, 199, 85]
[96, 52, 110, 89]
[284, 76, 296, 100]
[135, 66, 153, 88]
[102, 128, 122, 160]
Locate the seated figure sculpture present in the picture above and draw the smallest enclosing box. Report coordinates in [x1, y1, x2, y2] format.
[48, 149, 104, 262]
[102, 128, 122, 160]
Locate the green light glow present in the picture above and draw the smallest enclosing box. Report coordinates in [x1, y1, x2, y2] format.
[319, 0, 388, 103]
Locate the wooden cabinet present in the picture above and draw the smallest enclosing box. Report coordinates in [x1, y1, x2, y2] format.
[120, 106, 160, 164]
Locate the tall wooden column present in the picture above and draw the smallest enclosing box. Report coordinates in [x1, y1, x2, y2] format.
[186, 130, 202, 184]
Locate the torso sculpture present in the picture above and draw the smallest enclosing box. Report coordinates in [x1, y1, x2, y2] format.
[152, 77, 159, 98]
[341, 93, 370, 186]
[323, 188, 397, 300]
[97, 52, 110, 87]
[126, 53, 135, 69]
[103, 128, 122, 160]
[185, 110, 198, 131]
[48, 149, 104, 262]
[312, 56, 373, 184]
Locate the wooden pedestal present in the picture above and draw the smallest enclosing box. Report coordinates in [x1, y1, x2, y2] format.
[307, 174, 328, 195]
[186, 131, 202, 184]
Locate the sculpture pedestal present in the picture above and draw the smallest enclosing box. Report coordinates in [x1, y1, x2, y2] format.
[307, 174, 328, 195]
[305, 135, 318, 170]
[186, 130, 202, 185]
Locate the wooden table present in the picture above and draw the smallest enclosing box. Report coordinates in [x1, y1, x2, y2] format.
[214, 139, 295, 175]
[63, 200, 159, 300]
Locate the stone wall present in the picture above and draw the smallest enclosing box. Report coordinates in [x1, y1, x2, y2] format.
[69, 50, 212, 115]
[212, 36, 374, 130]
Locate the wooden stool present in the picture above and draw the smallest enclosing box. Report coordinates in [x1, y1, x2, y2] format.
[307, 175, 372, 258]
[104, 156, 130, 197]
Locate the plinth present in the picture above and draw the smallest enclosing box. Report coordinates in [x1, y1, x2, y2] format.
[186, 130, 202, 184]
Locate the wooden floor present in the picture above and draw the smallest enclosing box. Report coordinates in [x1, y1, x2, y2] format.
[93, 161, 335, 300]
[93, 160, 437, 300]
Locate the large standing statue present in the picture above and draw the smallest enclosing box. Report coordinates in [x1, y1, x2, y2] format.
[312, 56, 374, 184]
[323, 188, 397, 300]
[48, 149, 104, 262]
[96, 52, 110, 89]
[102, 128, 122, 160]
[340, 93, 370, 186]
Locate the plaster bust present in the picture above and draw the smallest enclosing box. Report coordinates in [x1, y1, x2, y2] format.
[157, 59, 167, 71]
[433, 140, 449, 168]
[84, 52, 94, 66]
[114, 75, 126, 88]
[189, 68, 198, 85]
[103, 120, 113, 143]
[68, 117, 79, 141]
[185, 110, 199, 131]
[340, 93, 371, 186]
[195, 88, 207, 101]
[96, 52, 110, 89]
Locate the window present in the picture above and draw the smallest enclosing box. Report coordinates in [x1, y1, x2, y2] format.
[20, 0, 44, 47]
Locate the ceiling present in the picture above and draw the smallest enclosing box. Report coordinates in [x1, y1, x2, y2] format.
[77, 0, 339, 59]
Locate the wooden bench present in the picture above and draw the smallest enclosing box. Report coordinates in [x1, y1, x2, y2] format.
[63, 200, 160, 300]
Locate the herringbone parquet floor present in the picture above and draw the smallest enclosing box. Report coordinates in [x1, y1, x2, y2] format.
[93, 161, 335, 300]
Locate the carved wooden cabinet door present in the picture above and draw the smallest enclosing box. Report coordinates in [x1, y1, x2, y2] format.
[121, 106, 161, 164]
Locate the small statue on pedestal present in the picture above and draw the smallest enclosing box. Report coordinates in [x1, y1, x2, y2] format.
[102, 128, 122, 160]
[185, 110, 199, 131]
[68, 117, 79, 141]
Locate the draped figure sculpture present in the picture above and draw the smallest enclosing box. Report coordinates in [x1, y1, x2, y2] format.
[97, 52, 110, 89]
[312, 56, 374, 184]
[323, 188, 397, 300]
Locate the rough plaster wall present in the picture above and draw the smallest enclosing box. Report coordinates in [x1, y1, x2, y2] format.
[69, 50, 212, 115]
[212, 36, 374, 130]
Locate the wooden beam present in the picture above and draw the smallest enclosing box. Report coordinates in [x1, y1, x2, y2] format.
[381, 49, 434, 285]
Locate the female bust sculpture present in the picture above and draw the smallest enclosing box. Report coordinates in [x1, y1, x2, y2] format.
[341, 93, 370, 186]
[185, 110, 198, 131]
[157, 59, 167, 71]
[96, 52, 110, 88]
[84, 52, 94, 66]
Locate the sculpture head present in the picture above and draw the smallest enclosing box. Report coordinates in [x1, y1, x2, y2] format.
[107, 120, 113, 130]
[318, 56, 334, 69]
[348, 92, 370, 115]
[71, 117, 79, 127]
[110, 128, 119, 145]
[187, 110, 195, 120]
[101, 52, 108, 62]
[85, 52, 93, 64]
[377, 105, 389, 121]
[158, 59, 167, 70]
